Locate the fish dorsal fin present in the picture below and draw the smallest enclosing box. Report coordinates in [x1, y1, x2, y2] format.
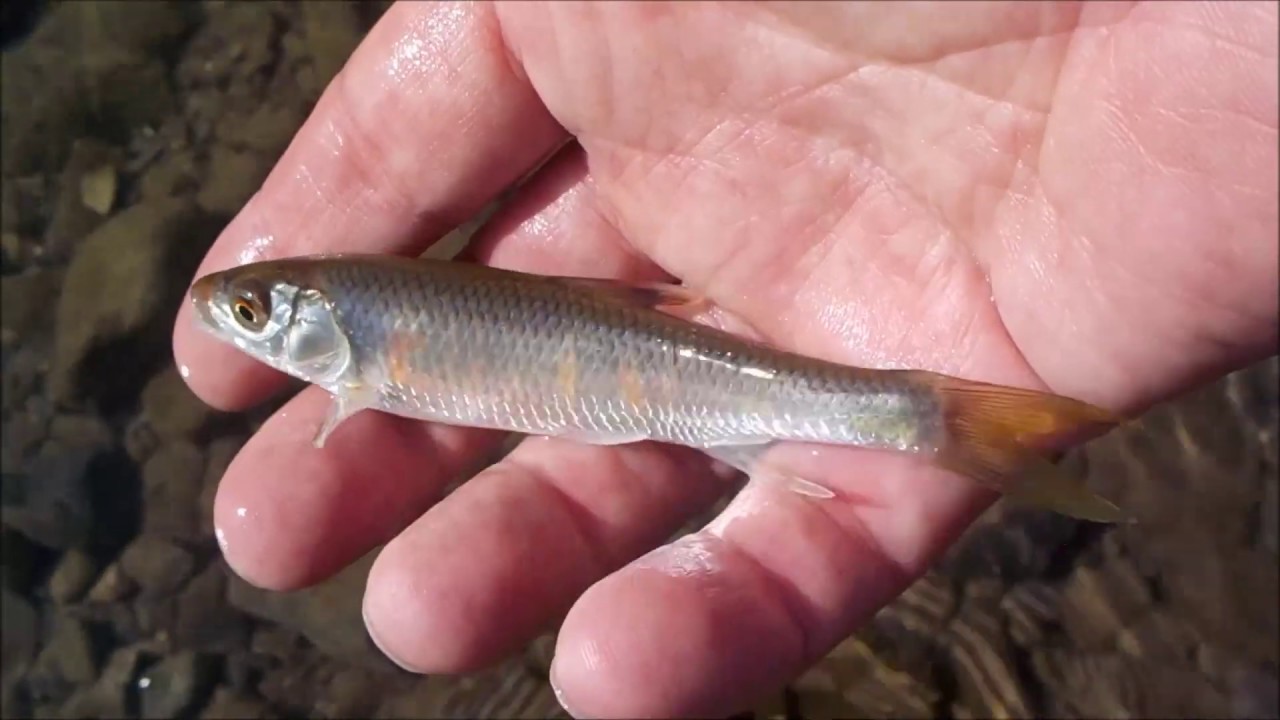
[555, 276, 710, 320]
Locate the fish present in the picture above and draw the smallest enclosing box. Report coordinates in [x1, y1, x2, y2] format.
[189, 253, 1130, 522]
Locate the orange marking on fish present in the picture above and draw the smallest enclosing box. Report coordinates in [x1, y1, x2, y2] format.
[558, 344, 578, 403]
[386, 327, 418, 387]
[620, 365, 645, 407]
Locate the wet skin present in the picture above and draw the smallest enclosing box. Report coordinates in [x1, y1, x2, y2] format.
[172, 3, 1278, 718]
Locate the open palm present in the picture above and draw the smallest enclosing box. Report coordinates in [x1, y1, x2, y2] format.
[173, 3, 1278, 717]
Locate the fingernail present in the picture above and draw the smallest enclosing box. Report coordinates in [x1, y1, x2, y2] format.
[362, 601, 425, 674]
[549, 660, 586, 719]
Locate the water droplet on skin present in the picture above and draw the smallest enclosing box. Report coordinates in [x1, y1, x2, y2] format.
[237, 234, 275, 266]
[706, 483, 773, 537]
[236, 507, 247, 518]
[633, 533, 724, 578]
[550, 663, 585, 719]
[550, 678, 574, 716]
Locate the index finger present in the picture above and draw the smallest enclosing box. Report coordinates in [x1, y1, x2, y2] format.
[173, 1, 566, 411]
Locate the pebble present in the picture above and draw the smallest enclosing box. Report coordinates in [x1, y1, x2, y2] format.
[50, 197, 212, 406]
[1, 588, 39, 680]
[124, 416, 161, 464]
[137, 650, 218, 719]
[141, 441, 206, 542]
[48, 413, 113, 450]
[31, 616, 99, 685]
[199, 687, 270, 719]
[48, 549, 99, 604]
[79, 164, 117, 215]
[141, 367, 216, 441]
[0, 441, 96, 550]
[86, 562, 137, 604]
[173, 563, 250, 654]
[119, 535, 196, 598]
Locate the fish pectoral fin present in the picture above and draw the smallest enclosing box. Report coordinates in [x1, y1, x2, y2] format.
[313, 386, 376, 449]
[557, 277, 709, 319]
[701, 443, 837, 501]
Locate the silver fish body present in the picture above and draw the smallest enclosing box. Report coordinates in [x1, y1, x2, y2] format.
[190, 254, 1127, 521]
[327, 260, 939, 452]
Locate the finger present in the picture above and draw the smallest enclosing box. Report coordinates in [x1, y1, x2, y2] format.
[175, 1, 566, 412]
[212, 386, 505, 590]
[362, 438, 733, 674]
[459, 142, 667, 283]
[549, 447, 995, 718]
[214, 143, 667, 591]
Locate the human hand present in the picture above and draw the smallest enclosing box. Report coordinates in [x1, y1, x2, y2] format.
[172, 2, 1278, 717]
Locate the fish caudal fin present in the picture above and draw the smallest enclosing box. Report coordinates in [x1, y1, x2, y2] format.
[919, 373, 1132, 523]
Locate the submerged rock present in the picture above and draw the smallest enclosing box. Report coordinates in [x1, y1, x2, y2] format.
[141, 367, 216, 441]
[50, 197, 218, 410]
[119, 535, 196, 599]
[196, 144, 270, 217]
[48, 549, 99, 605]
[299, 2, 364, 95]
[0, 268, 63, 345]
[1, 588, 39, 683]
[173, 562, 251, 655]
[48, 413, 113, 450]
[1, 441, 98, 549]
[30, 615, 100, 686]
[44, 138, 122, 260]
[85, 562, 136, 605]
[141, 440, 206, 543]
[227, 552, 394, 672]
[200, 686, 271, 719]
[80, 164, 117, 216]
[58, 642, 149, 718]
[136, 650, 218, 720]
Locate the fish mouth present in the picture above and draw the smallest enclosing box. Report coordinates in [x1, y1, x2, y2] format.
[189, 273, 225, 333]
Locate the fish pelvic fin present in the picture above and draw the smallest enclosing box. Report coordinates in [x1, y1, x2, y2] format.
[917, 372, 1132, 524]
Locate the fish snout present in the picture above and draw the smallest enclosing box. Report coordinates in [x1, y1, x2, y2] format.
[189, 273, 225, 328]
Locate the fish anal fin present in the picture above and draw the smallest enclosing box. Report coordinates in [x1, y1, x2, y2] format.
[701, 443, 838, 501]
[559, 277, 710, 320]
[553, 429, 650, 447]
[938, 441, 1130, 523]
[1007, 454, 1134, 524]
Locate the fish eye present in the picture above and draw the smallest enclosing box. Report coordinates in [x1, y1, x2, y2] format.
[230, 287, 269, 332]
[234, 300, 256, 324]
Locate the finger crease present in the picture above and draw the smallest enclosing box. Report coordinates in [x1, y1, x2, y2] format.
[502, 456, 621, 578]
[711, 533, 820, 664]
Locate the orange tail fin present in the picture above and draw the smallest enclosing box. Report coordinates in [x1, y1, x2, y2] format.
[912, 372, 1131, 523]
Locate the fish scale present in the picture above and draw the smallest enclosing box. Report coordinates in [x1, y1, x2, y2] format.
[305, 257, 938, 451]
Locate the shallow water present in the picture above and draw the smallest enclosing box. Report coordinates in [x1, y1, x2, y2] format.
[2, 2, 1276, 718]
